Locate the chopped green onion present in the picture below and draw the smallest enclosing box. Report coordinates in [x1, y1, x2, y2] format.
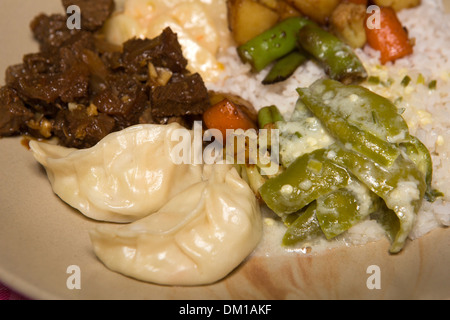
[428, 80, 437, 90]
[401, 75, 411, 87]
[368, 76, 381, 85]
[417, 73, 425, 84]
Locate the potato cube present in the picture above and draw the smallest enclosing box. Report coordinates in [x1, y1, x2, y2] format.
[227, 0, 280, 45]
[373, 0, 421, 12]
[287, 0, 341, 24]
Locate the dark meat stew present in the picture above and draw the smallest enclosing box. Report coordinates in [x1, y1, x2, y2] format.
[0, 0, 210, 149]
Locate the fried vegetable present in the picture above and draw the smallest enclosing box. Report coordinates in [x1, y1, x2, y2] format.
[237, 16, 313, 72]
[298, 23, 368, 84]
[286, 0, 341, 24]
[262, 50, 309, 85]
[209, 91, 258, 123]
[276, 0, 302, 20]
[345, 0, 368, 4]
[329, 2, 367, 48]
[258, 105, 284, 129]
[237, 15, 369, 84]
[365, 6, 414, 64]
[227, 0, 279, 45]
[203, 98, 258, 141]
[373, 0, 421, 12]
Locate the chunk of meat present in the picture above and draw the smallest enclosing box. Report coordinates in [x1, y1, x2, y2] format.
[122, 28, 188, 76]
[0, 0, 214, 149]
[53, 106, 116, 149]
[0, 87, 34, 136]
[92, 72, 150, 130]
[62, 0, 115, 31]
[5, 48, 91, 105]
[30, 14, 77, 53]
[151, 73, 210, 120]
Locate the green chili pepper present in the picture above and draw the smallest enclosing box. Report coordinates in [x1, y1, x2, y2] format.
[326, 143, 426, 253]
[259, 148, 352, 216]
[237, 17, 313, 72]
[282, 202, 323, 246]
[297, 83, 401, 168]
[277, 99, 335, 168]
[299, 79, 411, 144]
[298, 24, 367, 84]
[370, 203, 400, 245]
[316, 181, 380, 240]
[401, 136, 443, 202]
[262, 50, 308, 85]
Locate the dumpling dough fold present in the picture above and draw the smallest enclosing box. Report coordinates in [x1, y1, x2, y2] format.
[89, 164, 262, 286]
[29, 123, 203, 223]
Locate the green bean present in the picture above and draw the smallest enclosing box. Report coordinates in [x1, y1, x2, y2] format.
[298, 24, 367, 84]
[262, 50, 308, 85]
[257, 105, 284, 129]
[237, 17, 313, 72]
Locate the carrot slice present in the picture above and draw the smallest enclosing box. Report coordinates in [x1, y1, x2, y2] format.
[203, 98, 257, 142]
[365, 6, 413, 64]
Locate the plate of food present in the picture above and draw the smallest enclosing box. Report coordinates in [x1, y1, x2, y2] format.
[0, 0, 449, 300]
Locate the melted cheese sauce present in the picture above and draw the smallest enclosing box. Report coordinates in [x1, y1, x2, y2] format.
[104, 0, 232, 82]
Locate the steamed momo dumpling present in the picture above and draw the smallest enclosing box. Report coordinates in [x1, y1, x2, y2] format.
[89, 164, 262, 286]
[29, 123, 203, 223]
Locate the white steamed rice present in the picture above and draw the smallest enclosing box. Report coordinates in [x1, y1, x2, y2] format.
[206, 0, 450, 254]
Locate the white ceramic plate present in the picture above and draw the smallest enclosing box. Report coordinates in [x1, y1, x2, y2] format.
[0, 0, 449, 300]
